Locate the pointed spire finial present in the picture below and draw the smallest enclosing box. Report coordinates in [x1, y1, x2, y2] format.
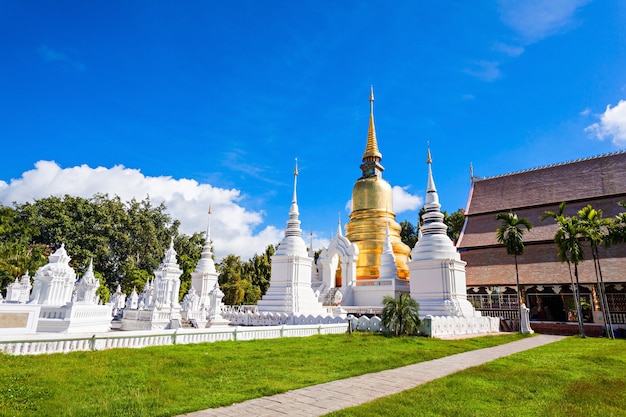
[206, 203, 213, 240]
[337, 212, 343, 236]
[292, 158, 298, 204]
[362, 86, 382, 162]
[427, 147, 432, 164]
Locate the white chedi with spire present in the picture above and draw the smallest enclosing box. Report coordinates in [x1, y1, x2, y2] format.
[409, 150, 479, 317]
[378, 216, 398, 279]
[257, 159, 325, 315]
[29, 244, 77, 305]
[190, 206, 219, 310]
[75, 259, 100, 304]
[121, 239, 184, 330]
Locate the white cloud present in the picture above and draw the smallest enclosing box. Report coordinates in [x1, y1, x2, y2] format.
[0, 161, 283, 260]
[464, 61, 501, 82]
[498, 0, 590, 43]
[343, 186, 423, 215]
[37, 44, 86, 72]
[579, 108, 591, 116]
[492, 42, 525, 57]
[392, 186, 423, 213]
[585, 100, 626, 146]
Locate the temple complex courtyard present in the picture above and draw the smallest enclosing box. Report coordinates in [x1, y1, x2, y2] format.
[1, 332, 624, 416]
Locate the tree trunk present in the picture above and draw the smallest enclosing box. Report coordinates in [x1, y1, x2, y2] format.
[574, 263, 586, 338]
[514, 255, 522, 332]
[593, 246, 614, 339]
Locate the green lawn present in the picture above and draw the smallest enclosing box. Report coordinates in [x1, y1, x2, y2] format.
[0, 332, 524, 417]
[327, 337, 626, 417]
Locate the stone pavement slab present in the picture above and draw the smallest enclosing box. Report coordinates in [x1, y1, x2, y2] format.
[179, 334, 565, 417]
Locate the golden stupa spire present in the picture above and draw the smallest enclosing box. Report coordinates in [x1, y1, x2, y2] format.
[362, 85, 382, 162]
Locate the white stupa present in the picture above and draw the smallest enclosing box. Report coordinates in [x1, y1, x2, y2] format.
[75, 259, 100, 304]
[378, 216, 398, 280]
[409, 150, 479, 317]
[121, 239, 184, 330]
[257, 160, 325, 315]
[190, 207, 219, 311]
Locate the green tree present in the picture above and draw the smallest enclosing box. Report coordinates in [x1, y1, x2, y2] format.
[381, 293, 420, 336]
[0, 240, 49, 292]
[120, 269, 151, 294]
[495, 212, 533, 330]
[542, 204, 586, 337]
[608, 201, 626, 245]
[218, 254, 247, 305]
[577, 205, 614, 338]
[245, 244, 275, 297]
[400, 220, 418, 249]
[400, 208, 465, 249]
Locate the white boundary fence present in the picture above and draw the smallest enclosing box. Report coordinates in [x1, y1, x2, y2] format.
[0, 323, 349, 356]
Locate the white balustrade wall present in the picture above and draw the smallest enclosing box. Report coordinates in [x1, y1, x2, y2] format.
[0, 323, 349, 356]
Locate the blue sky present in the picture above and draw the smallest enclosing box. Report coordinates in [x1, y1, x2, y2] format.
[1, 1, 625, 260]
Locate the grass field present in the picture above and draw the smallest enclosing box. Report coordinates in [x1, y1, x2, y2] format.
[0, 332, 524, 417]
[327, 337, 626, 417]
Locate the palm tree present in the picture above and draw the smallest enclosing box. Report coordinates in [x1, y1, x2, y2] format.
[608, 201, 626, 245]
[381, 293, 420, 336]
[578, 205, 614, 338]
[495, 212, 533, 331]
[541, 203, 586, 337]
[553, 215, 587, 337]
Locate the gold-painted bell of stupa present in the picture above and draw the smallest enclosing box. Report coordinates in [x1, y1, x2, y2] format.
[344, 87, 411, 280]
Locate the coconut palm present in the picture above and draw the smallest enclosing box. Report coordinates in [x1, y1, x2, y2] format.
[541, 203, 586, 337]
[553, 215, 587, 337]
[608, 201, 626, 245]
[578, 205, 614, 338]
[381, 293, 420, 336]
[495, 212, 533, 331]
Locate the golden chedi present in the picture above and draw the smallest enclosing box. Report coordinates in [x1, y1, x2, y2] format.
[345, 88, 411, 279]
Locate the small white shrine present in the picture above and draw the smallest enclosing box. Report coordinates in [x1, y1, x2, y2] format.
[24, 245, 112, 333]
[121, 239, 184, 330]
[180, 208, 229, 327]
[408, 151, 498, 336]
[257, 161, 326, 316]
[4, 272, 32, 303]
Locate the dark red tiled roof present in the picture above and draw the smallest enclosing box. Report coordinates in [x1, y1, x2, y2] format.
[467, 152, 626, 216]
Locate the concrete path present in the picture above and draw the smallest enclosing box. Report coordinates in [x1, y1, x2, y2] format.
[179, 334, 565, 417]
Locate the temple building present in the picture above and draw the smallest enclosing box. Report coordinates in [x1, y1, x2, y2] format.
[312, 88, 413, 307]
[458, 151, 626, 333]
[344, 87, 411, 280]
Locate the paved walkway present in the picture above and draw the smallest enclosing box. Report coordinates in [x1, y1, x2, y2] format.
[180, 334, 565, 417]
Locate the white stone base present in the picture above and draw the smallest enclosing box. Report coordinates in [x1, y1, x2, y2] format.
[420, 315, 500, 338]
[343, 279, 410, 307]
[413, 294, 481, 318]
[121, 307, 182, 331]
[0, 305, 41, 335]
[37, 304, 113, 333]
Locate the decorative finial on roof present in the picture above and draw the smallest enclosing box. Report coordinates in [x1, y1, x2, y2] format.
[292, 158, 298, 205]
[337, 212, 343, 236]
[427, 147, 432, 164]
[309, 229, 314, 258]
[206, 203, 212, 242]
[469, 162, 474, 183]
[362, 86, 382, 162]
